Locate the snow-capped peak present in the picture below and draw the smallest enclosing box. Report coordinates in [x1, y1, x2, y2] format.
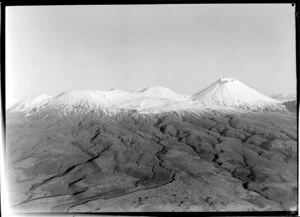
[218, 78, 237, 83]
[136, 86, 186, 101]
[192, 78, 282, 110]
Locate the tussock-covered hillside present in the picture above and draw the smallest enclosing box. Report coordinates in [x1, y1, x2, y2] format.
[7, 108, 297, 212]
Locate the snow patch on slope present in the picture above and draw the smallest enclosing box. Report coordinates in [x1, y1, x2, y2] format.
[6, 97, 20, 110]
[8, 94, 52, 113]
[45, 90, 134, 113]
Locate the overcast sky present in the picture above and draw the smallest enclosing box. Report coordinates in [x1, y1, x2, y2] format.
[6, 4, 296, 104]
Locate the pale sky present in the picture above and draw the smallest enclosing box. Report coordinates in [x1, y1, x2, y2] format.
[6, 4, 296, 104]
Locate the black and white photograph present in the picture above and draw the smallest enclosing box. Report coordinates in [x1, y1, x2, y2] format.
[3, 3, 298, 214]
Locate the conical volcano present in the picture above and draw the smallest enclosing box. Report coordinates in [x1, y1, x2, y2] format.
[192, 78, 281, 109]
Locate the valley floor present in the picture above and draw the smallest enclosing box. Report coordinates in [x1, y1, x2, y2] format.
[6, 110, 297, 212]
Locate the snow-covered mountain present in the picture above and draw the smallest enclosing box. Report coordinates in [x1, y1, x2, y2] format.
[7, 79, 288, 116]
[7, 87, 192, 116]
[192, 78, 284, 110]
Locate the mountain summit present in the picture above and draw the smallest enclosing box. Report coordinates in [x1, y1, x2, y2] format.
[192, 78, 281, 109]
[136, 86, 186, 101]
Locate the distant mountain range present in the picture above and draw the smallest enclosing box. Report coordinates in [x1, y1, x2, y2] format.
[7, 78, 290, 115]
[270, 93, 296, 102]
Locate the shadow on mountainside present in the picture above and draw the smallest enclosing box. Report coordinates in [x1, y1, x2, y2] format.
[283, 100, 297, 113]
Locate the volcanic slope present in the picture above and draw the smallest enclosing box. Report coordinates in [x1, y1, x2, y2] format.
[192, 78, 283, 111]
[7, 97, 297, 212]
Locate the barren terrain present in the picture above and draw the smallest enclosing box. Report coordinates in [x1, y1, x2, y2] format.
[6, 109, 297, 212]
